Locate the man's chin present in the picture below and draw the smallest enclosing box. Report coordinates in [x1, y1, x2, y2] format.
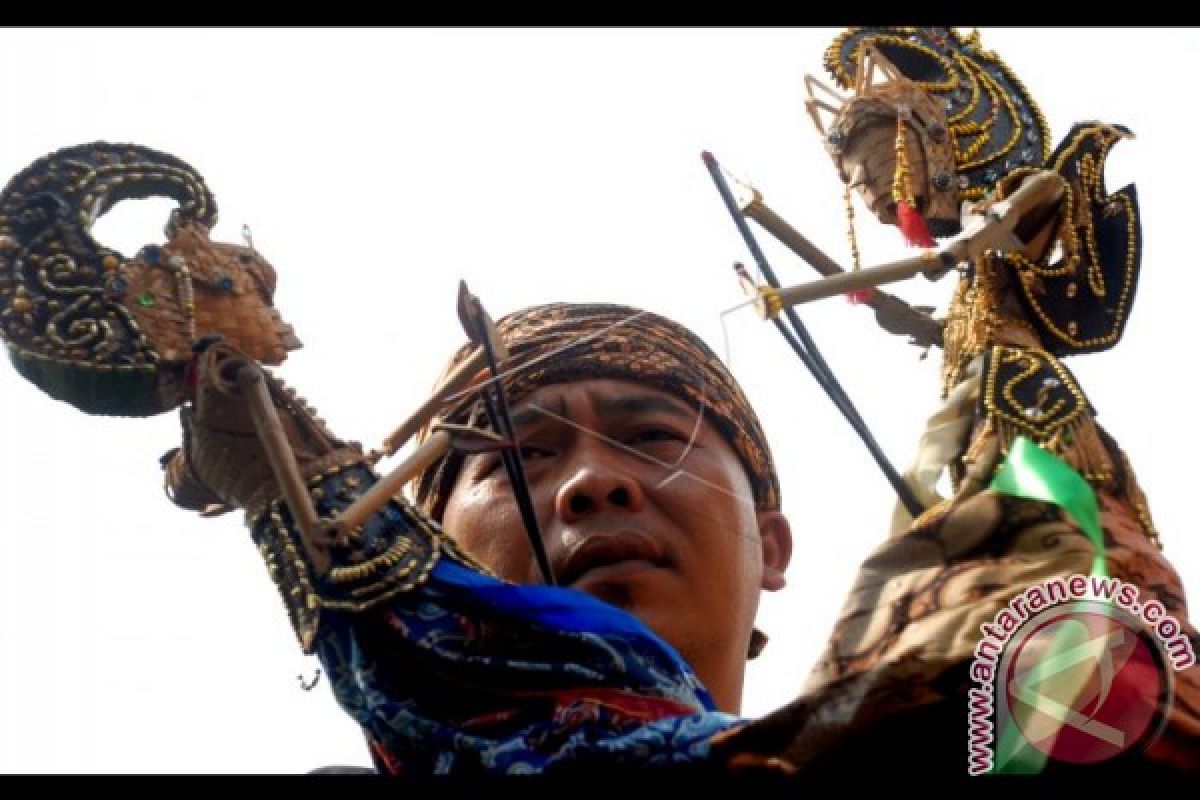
[569, 558, 665, 594]
[570, 562, 677, 619]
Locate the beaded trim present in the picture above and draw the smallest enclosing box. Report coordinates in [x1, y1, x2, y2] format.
[980, 344, 1114, 486]
[0, 144, 213, 388]
[981, 345, 1089, 442]
[249, 460, 447, 653]
[997, 123, 1140, 356]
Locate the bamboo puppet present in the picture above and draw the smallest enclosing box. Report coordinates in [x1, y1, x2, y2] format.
[704, 27, 1200, 776]
[0, 142, 501, 566]
[0, 141, 746, 773]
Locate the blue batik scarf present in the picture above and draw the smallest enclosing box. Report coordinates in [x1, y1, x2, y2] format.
[315, 557, 740, 775]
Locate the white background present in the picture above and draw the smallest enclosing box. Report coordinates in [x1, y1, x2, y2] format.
[0, 28, 1194, 773]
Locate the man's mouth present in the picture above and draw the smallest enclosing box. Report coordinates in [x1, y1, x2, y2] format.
[555, 531, 670, 588]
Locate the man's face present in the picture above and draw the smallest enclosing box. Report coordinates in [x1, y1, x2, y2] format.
[440, 378, 790, 710]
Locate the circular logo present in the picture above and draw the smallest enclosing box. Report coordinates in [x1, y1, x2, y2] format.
[1003, 601, 1171, 765]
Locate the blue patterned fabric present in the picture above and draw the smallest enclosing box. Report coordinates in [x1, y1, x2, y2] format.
[315, 559, 740, 774]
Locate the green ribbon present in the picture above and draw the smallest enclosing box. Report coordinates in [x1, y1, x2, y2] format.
[986, 436, 1108, 774]
[989, 435, 1107, 578]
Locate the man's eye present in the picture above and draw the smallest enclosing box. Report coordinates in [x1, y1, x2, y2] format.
[626, 428, 685, 446]
[486, 445, 554, 474]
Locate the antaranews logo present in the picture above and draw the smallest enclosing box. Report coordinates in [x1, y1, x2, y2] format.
[967, 574, 1196, 775]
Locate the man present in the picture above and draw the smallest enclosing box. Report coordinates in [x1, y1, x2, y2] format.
[414, 301, 793, 715]
[173, 300, 795, 774]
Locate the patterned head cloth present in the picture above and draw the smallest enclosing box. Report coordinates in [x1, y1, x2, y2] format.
[413, 302, 781, 520]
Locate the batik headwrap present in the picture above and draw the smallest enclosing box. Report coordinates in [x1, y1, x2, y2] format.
[414, 302, 781, 519]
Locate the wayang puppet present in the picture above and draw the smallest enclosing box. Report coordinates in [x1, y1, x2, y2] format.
[710, 27, 1200, 777]
[0, 142, 744, 775]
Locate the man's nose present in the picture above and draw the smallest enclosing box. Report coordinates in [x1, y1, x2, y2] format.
[555, 464, 645, 523]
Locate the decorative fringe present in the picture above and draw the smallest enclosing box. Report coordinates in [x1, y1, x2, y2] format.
[991, 412, 1166, 550]
[993, 414, 1114, 490]
[897, 199, 935, 248]
[892, 114, 936, 248]
[842, 183, 872, 304]
[942, 257, 1007, 397]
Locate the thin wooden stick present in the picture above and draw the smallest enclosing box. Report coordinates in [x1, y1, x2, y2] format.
[237, 365, 331, 574]
[380, 345, 489, 457]
[330, 429, 454, 539]
[802, 74, 844, 136]
[742, 196, 943, 347]
[772, 249, 950, 308]
[763, 171, 1065, 313]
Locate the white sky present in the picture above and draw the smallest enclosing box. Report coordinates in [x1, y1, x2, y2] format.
[0, 28, 1195, 773]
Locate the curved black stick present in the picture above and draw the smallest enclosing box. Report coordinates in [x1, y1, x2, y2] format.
[458, 283, 557, 586]
[702, 151, 924, 518]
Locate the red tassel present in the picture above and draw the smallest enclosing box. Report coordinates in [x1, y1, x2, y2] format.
[896, 199, 935, 248]
[844, 288, 874, 305]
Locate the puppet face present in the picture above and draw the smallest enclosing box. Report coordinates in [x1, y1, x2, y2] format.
[0, 142, 300, 416]
[807, 44, 962, 238]
[121, 221, 299, 367]
[440, 378, 791, 711]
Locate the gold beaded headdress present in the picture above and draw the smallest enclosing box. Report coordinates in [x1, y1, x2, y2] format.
[824, 27, 1051, 203]
[806, 27, 1052, 250]
[810, 31, 1142, 357]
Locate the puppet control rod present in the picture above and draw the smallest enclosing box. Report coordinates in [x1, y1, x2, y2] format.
[745, 171, 1064, 315]
[231, 282, 556, 585]
[702, 150, 926, 518]
[736, 188, 943, 349]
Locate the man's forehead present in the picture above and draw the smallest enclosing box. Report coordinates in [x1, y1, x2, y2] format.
[509, 379, 700, 427]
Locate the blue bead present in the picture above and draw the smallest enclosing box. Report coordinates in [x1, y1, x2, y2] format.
[142, 245, 161, 265]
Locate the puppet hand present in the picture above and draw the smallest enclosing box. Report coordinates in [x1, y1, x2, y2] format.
[162, 339, 362, 516]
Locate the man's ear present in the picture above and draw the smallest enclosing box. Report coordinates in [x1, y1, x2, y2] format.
[756, 510, 792, 592]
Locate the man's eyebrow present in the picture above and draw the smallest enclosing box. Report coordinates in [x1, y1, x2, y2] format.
[509, 395, 565, 431]
[593, 393, 696, 422]
[507, 392, 696, 431]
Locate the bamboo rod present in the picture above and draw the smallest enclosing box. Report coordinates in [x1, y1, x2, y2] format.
[330, 429, 453, 539]
[772, 249, 949, 308]
[742, 192, 943, 347]
[380, 345, 489, 457]
[742, 198, 844, 277]
[237, 365, 331, 574]
[762, 171, 1066, 313]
